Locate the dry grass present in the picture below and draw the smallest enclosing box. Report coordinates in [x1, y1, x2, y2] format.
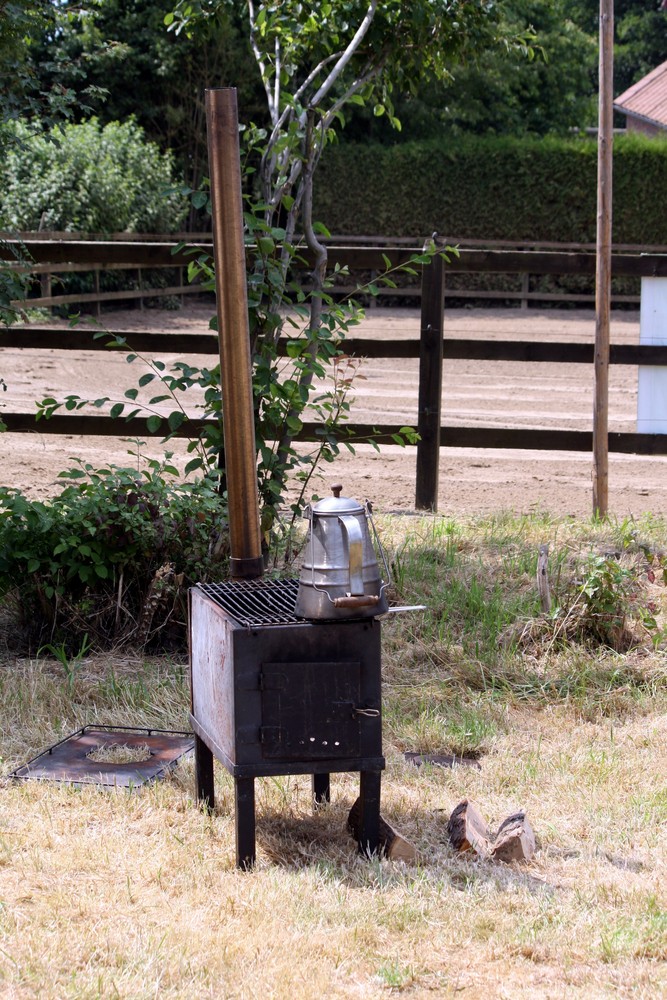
[1, 513, 666, 999]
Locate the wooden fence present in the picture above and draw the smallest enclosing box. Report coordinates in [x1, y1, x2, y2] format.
[4, 231, 667, 309]
[3, 237, 667, 509]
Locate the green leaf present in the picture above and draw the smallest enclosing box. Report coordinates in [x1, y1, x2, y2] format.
[109, 403, 124, 419]
[258, 236, 275, 255]
[146, 415, 162, 434]
[167, 411, 186, 432]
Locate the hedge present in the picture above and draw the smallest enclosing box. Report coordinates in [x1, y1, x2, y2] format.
[313, 133, 667, 245]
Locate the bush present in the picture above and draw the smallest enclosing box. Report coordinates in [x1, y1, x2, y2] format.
[314, 133, 667, 245]
[0, 460, 229, 652]
[0, 117, 187, 233]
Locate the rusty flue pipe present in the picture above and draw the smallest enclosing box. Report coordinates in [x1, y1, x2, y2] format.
[205, 87, 263, 579]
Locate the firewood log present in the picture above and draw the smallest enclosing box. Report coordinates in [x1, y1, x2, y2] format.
[490, 811, 536, 862]
[447, 801, 536, 862]
[446, 799, 492, 856]
[346, 798, 416, 861]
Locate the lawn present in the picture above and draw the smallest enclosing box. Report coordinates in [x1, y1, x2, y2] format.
[0, 512, 665, 999]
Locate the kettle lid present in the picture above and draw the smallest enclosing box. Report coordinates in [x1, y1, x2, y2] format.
[311, 483, 364, 514]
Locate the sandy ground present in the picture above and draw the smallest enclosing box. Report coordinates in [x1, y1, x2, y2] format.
[2, 301, 666, 519]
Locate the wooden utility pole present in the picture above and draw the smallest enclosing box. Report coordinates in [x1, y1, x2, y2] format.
[593, 0, 614, 517]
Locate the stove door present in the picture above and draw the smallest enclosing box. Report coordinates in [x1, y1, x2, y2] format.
[260, 660, 361, 759]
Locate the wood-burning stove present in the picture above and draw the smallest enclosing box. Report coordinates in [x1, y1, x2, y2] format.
[196, 90, 386, 868]
[189, 578, 384, 868]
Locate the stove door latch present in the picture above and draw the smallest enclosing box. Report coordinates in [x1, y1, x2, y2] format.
[332, 701, 380, 719]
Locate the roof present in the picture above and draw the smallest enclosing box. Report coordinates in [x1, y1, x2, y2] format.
[614, 60, 667, 130]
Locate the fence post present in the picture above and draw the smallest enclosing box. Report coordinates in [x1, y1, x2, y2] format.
[415, 248, 445, 510]
[40, 271, 52, 316]
[94, 268, 101, 319]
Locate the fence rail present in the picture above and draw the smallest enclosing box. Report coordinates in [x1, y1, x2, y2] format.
[3, 236, 667, 310]
[3, 238, 667, 509]
[5, 326, 667, 366]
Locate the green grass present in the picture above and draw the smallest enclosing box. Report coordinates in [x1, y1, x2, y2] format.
[379, 510, 667, 718]
[0, 510, 666, 998]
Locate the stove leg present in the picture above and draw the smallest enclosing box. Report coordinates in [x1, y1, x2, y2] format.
[194, 734, 215, 811]
[358, 770, 382, 857]
[235, 776, 256, 870]
[312, 773, 331, 807]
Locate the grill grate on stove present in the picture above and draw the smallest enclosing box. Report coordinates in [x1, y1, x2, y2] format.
[195, 578, 301, 627]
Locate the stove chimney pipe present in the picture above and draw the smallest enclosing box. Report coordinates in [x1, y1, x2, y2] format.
[205, 87, 263, 580]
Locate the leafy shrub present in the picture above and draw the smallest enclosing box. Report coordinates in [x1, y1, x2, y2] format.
[0, 459, 229, 652]
[314, 133, 667, 245]
[0, 117, 187, 233]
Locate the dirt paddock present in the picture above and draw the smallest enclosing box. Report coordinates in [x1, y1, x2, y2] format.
[3, 302, 667, 519]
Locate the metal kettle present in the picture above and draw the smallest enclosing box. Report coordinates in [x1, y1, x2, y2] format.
[295, 484, 390, 620]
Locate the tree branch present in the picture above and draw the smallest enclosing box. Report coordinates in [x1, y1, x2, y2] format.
[248, 0, 277, 121]
[320, 61, 384, 131]
[310, 0, 379, 107]
[274, 110, 327, 484]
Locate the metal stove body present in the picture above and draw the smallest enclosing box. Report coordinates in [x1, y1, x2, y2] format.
[189, 578, 385, 867]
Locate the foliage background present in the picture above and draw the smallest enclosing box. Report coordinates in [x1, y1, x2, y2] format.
[314, 133, 667, 245]
[0, 118, 187, 233]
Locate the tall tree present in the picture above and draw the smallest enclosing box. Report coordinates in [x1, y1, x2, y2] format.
[569, 0, 667, 94]
[163, 0, 532, 522]
[0, 0, 81, 143]
[168, 0, 528, 245]
[415, 0, 597, 137]
[24, 0, 264, 200]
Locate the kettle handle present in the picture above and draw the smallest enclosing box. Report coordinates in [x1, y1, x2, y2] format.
[333, 594, 380, 609]
[338, 514, 364, 596]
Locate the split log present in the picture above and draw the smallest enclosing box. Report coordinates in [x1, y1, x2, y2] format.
[490, 811, 536, 863]
[447, 801, 536, 863]
[347, 798, 416, 862]
[446, 799, 492, 856]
